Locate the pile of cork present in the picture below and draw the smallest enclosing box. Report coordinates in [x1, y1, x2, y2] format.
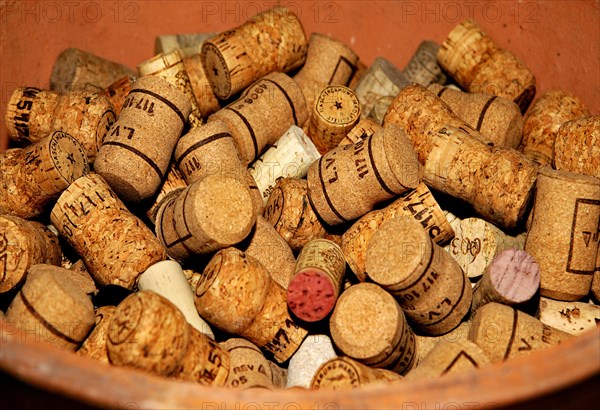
[1, 6, 599, 391]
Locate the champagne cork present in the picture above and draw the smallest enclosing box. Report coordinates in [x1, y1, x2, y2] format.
[402, 40, 447, 86]
[50, 173, 166, 289]
[155, 174, 256, 261]
[270, 362, 288, 388]
[102, 75, 136, 116]
[471, 249, 540, 313]
[384, 84, 538, 229]
[330, 283, 417, 374]
[365, 217, 472, 335]
[220, 338, 276, 389]
[94, 75, 192, 202]
[67, 259, 98, 297]
[437, 19, 536, 112]
[554, 115, 600, 178]
[209, 72, 309, 165]
[469, 302, 572, 363]
[367, 95, 396, 126]
[183, 53, 222, 117]
[138, 260, 214, 339]
[307, 85, 361, 153]
[50, 48, 136, 93]
[78, 306, 116, 363]
[414, 321, 472, 365]
[444, 217, 526, 279]
[0, 215, 62, 294]
[338, 117, 382, 146]
[348, 60, 367, 90]
[176, 326, 230, 386]
[520, 90, 590, 166]
[145, 164, 188, 224]
[525, 168, 600, 301]
[287, 239, 346, 322]
[249, 125, 320, 203]
[0, 131, 89, 219]
[286, 334, 337, 388]
[174, 120, 262, 214]
[263, 178, 327, 251]
[201, 6, 307, 99]
[407, 340, 489, 380]
[155, 33, 216, 57]
[306, 124, 421, 226]
[193, 248, 308, 363]
[428, 83, 524, 148]
[538, 297, 600, 336]
[5, 264, 95, 350]
[311, 356, 402, 390]
[593, 254, 600, 302]
[5, 87, 115, 162]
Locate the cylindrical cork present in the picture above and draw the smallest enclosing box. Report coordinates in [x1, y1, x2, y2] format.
[338, 117, 382, 146]
[201, 6, 307, 99]
[50, 173, 166, 289]
[525, 168, 600, 301]
[520, 90, 590, 166]
[102, 75, 136, 116]
[469, 302, 572, 363]
[366, 217, 472, 335]
[155, 174, 256, 261]
[249, 125, 321, 204]
[155, 33, 216, 57]
[174, 120, 262, 214]
[554, 115, 599, 178]
[287, 239, 346, 322]
[67, 259, 98, 297]
[407, 340, 489, 380]
[182, 53, 222, 117]
[414, 321, 472, 366]
[348, 60, 367, 90]
[311, 356, 402, 391]
[220, 338, 276, 390]
[471, 249, 540, 313]
[0, 216, 62, 293]
[78, 306, 116, 363]
[307, 85, 361, 154]
[194, 248, 308, 363]
[0, 131, 89, 219]
[402, 40, 447, 86]
[50, 48, 136, 93]
[593, 254, 600, 303]
[5, 265, 95, 351]
[330, 283, 416, 374]
[307, 124, 421, 226]
[95, 75, 192, 202]
[176, 326, 230, 387]
[145, 164, 188, 224]
[286, 334, 337, 388]
[209, 72, 309, 165]
[138, 260, 214, 339]
[428, 84, 524, 148]
[538, 297, 600, 336]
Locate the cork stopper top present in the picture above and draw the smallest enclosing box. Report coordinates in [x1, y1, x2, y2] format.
[138, 50, 183, 75]
[489, 249, 540, 303]
[44, 131, 90, 191]
[314, 85, 361, 126]
[382, 124, 422, 190]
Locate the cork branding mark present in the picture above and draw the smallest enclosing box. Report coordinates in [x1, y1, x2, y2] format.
[317, 155, 348, 223]
[264, 187, 284, 227]
[108, 295, 143, 345]
[48, 131, 88, 184]
[0, 233, 7, 283]
[95, 110, 117, 148]
[127, 88, 186, 124]
[313, 359, 361, 389]
[401, 189, 443, 239]
[59, 188, 119, 238]
[195, 254, 223, 297]
[567, 198, 600, 274]
[262, 317, 302, 359]
[10, 87, 40, 139]
[441, 350, 478, 375]
[175, 133, 232, 174]
[328, 56, 357, 86]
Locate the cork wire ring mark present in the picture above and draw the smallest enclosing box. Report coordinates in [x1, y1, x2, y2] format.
[225, 107, 259, 160]
[19, 291, 80, 345]
[263, 79, 299, 126]
[317, 157, 348, 223]
[174, 132, 232, 168]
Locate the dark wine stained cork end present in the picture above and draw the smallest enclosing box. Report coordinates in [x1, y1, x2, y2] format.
[489, 249, 540, 303]
[287, 269, 337, 322]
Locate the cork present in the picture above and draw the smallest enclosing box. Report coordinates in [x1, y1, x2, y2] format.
[145, 164, 188, 224]
[182, 53, 222, 117]
[471, 249, 540, 314]
[249, 125, 321, 203]
[209, 72, 309, 165]
[414, 321, 472, 366]
[306, 124, 421, 226]
[365, 217, 472, 335]
[67, 259, 98, 297]
[367, 95, 396, 126]
[311, 356, 402, 391]
[286, 334, 337, 388]
[407, 340, 489, 380]
[538, 297, 600, 336]
[50, 173, 166, 289]
[5, 87, 115, 162]
[78, 306, 116, 363]
[554, 115, 600, 178]
[469, 302, 572, 363]
[138, 260, 214, 339]
[155, 174, 256, 261]
[0, 131, 89, 219]
[338, 117, 382, 146]
[174, 120, 262, 214]
[521, 90, 590, 166]
[443, 217, 526, 279]
[343, 182, 454, 281]
[287, 239, 346, 322]
[201, 6, 307, 99]
[102, 75, 136, 116]
[176, 326, 230, 386]
[94, 75, 192, 202]
[263, 178, 327, 251]
[270, 362, 288, 388]
[348, 60, 367, 90]
[155, 33, 216, 57]
[525, 168, 600, 301]
[220, 338, 276, 390]
[193, 248, 308, 363]
[50, 48, 136, 93]
[0, 216, 62, 294]
[5, 264, 95, 351]
[428, 83, 524, 148]
[330, 283, 416, 374]
[384, 84, 538, 229]
[402, 40, 447, 86]
[593, 255, 600, 303]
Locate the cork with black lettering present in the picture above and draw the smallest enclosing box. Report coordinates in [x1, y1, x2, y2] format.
[220, 338, 275, 389]
[554, 115, 599, 178]
[311, 356, 402, 390]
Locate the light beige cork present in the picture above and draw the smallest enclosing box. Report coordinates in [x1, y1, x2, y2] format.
[220, 337, 276, 390]
[414, 321, 472, 366]
[286, 334, 337, 388]
[270, 362, 288, 388]
[311, 356, 402, 391]
[201, 6, 307, 99]
[194, 248, 308, 363]
[593, 253, 600, 303]
[145, 164, 188, 224]
[78, 306, 116, 363]
[348, 60, 367, 90]
[525, 168, 600, 301]
[50, 173, 166, 289]
[407, 340, 489, 380]
[338, 117, 382, 146]
[155, 33, 216, 58]
[182, 53, 222, 118]
[402, 40, 447, 86]
[554, 115, 599, 178]
[102, 75, 136, 116]
[538, 297, 600, 336]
